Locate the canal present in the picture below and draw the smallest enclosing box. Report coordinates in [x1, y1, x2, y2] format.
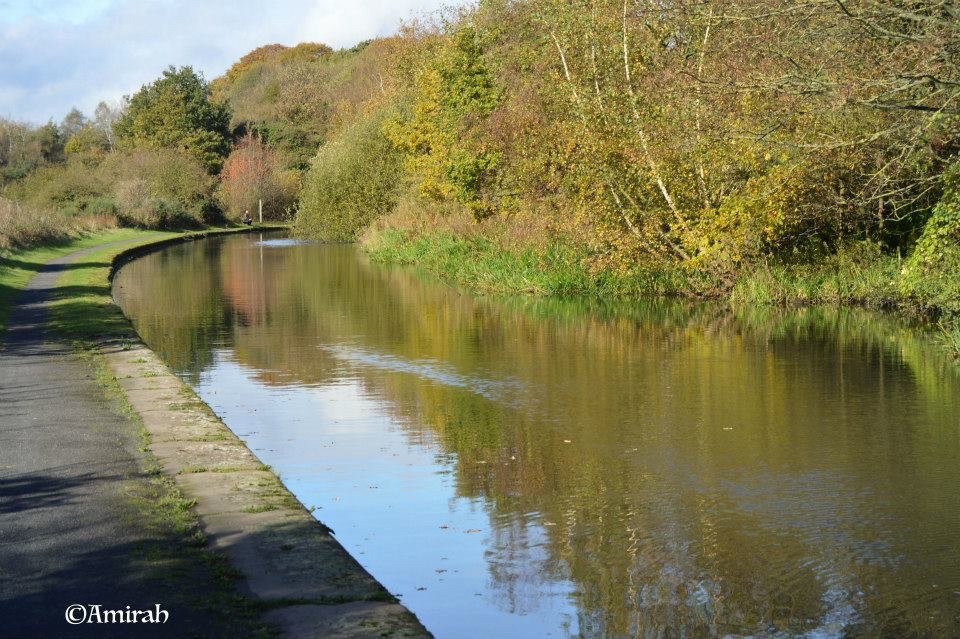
[112, 232, 960, 637]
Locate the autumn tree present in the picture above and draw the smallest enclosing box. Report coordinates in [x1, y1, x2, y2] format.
[386, 27, 503, 220]
[217, 133, 297, 220]
[528, 0, 960, 273]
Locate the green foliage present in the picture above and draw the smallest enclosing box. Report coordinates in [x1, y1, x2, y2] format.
[437, 28, 501, 116]
[900, 160, 960, 314]
[0, 119, 65, 183]
[3, 148, 219, 230]
[294, 109, 402, 241]
[115, 66, 231, 173]
[386, 27, 503, 220]
[64, 125, 110, 157]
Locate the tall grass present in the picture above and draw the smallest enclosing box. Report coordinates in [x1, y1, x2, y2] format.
[0, 197, 115, 250]
[364, 225, 692, 299]
[730, 243, 902, 309]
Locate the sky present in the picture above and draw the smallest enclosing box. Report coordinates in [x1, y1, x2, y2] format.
[0, 0, 460, 124]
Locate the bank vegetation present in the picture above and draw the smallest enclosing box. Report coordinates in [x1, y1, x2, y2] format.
[4, 0, 959, 348]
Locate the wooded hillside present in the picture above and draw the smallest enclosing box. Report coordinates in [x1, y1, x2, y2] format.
[3, 0, 958, 320]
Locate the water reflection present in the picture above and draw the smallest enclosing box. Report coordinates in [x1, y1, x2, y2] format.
[113, 233, 960, 637]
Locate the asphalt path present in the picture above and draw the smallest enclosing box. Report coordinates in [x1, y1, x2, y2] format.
[0, 243, 226, 638]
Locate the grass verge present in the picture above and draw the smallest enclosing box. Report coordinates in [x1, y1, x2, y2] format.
[0, 228, 168, 338]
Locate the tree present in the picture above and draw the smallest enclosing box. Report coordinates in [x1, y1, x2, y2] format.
[33, 122, 65, 163]
[114, 66, 232, 173]
[295, 109, 401, 240]
[0, 119, 65, 181]
[217, 133, 297, 219]
[93, 101, 122, 149]
[59, 107, 109, 159]
[60, 108, 87, 140]
[64, 125, 110, 158]
[386, 27, 503, 220]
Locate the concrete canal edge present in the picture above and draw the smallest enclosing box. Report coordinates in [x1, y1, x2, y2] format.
[103, 228, 431, 638]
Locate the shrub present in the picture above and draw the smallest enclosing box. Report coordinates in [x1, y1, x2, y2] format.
[102, 148, 220, 227]
[900, 160, 960, 314]
[3, 147, 219, 230]
[3, 158, 107, 211]
[294, 109, 402, 241]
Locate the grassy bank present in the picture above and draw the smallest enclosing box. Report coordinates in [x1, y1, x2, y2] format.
[364, 226, 960, 360]
[0, 228, 168, 337]
[363, 228, 694, 298]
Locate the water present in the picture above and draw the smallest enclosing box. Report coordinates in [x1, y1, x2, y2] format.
[112, 232, 960, 637]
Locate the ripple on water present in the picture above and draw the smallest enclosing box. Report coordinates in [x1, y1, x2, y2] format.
[254, 238, 317, 247]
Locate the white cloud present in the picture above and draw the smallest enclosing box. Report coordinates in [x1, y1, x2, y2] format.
[0, 0, 463, 123]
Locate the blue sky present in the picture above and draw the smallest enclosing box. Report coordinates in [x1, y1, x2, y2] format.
[0, 0, 460, 124]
